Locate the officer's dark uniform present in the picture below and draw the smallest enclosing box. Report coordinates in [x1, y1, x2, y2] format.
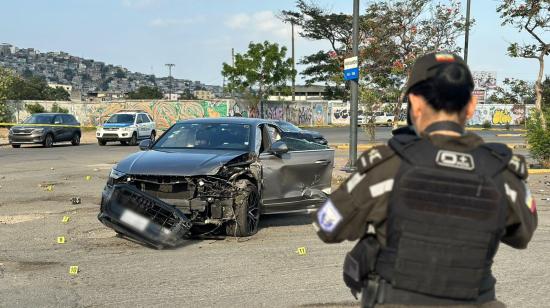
[313, 54, 538, 308]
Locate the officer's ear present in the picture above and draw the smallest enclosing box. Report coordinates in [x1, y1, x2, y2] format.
[464, 95, 478, 121]
[408, 93, 426, 120]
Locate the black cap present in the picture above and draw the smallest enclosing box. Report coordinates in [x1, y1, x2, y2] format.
[405, 52, 472, 94]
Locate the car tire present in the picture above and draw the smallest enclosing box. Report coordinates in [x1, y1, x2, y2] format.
[43, 134, 54, 148]
[120, 141, 127, 145]
[150, 130, 156, 142]
[71, 133, 81, 146]
[98, 140, 106, 146]
[11, 144, 20, 148]
[128, 133, 138, 146]
[225, 179, 260, 237]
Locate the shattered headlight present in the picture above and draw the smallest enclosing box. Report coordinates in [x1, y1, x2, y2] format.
[109, 168, 127, 180]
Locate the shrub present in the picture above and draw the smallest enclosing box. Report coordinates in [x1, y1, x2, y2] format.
[51, 102, 69, 113]
[526, 109, 550, 168]
[482, 120, 492, 129]
[25, 102, 45, 114]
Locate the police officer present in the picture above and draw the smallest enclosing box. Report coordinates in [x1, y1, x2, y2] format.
[313, 52, 537, 307]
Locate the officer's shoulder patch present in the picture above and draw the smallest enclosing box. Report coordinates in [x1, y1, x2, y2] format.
[356, 145, 395, 174]
[508, 154, 528, 180]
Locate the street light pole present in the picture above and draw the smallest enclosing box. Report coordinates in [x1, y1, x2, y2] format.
[464, 0, 471, 63]
[348, 0, 360, 171]
[165, 63, 175, 100]
[291, 21, 296, 102]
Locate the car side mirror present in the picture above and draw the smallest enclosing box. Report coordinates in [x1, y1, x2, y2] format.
[139, 139, 152, 151]
[270, 140, 288, 156]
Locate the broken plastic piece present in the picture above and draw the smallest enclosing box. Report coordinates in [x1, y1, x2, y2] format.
[70, 197, 81, 205]
[69, 266, 79, 275]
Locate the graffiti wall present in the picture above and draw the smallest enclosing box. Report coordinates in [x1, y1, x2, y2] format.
[467, 104, 534, 126]
[261, 101, 328, 126]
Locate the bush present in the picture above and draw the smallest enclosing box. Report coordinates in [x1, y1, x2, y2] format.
[25, 103, 45, 114]
[526, 109, 550, 168]
[482, 120, 492, 129]
[51, 102, 69, 113]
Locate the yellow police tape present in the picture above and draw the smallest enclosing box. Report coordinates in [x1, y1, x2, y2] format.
[0, 122, 97, 129]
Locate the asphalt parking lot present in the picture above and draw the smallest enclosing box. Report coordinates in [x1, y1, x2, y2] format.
[1, 133, 549, 307]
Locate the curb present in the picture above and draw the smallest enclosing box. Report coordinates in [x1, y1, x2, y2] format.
[331, 143, 383, 150]
[506, 143, 528, 149]
[466, 127, 527, 132]
[528, 169, 550, 174]
[496, 134, 526, 137]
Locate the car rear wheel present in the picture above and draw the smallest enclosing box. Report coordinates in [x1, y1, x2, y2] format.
[71, 133, 81, 146]
[128, 133, 138, 146]
[98, 140, 106, 146]
[226, 180, 260, 237]
[11, 144, 20, 148]
[43, 134, 54, 148]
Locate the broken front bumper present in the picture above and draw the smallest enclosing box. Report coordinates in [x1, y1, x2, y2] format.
[98, 184, 193, 249]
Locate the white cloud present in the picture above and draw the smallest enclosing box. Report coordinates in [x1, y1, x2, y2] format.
[225, 11, 292, 39]
[225, 13, 251, 29]
[149, 16, 206, 28]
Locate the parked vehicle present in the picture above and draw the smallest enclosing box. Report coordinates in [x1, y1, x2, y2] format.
[358, 112, 395, 126]
[98, 117, 334, 248]
[272, 120, 328, 145]
[96, 110, 156, 146]
[8, 113, 81, 148]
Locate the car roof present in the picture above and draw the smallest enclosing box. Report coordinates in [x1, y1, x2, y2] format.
[33, 113, 72, 116]
[176, 117, 269, 125]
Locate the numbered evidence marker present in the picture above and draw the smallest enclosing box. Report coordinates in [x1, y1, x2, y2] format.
[85, 176, 91, 181]
[57, 236, 66, 244]
[62, 216, 70, 223]
[46, 185, 54, 192]
[69, 266, 79, 275]
[296, 247, 307, 256]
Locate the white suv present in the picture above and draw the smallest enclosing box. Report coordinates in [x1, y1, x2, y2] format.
[358, 112, 395, 126]
[96, 110, 156, 146]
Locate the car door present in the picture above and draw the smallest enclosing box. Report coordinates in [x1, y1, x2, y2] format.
[61, 114, 76, 141]
[137, 114, 151, 138]
[259, 124, 334, 214]
[52, 115, 67, 141]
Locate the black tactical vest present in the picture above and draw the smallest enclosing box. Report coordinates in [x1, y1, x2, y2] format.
[375, 134, 511, 302]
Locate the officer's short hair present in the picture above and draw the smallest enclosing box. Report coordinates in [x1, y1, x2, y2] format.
[406, 52, 474, 113]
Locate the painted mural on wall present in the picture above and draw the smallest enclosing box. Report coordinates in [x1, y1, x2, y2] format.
[467, 104, 533, 126]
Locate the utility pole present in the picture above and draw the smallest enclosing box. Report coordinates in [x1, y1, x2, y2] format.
[348, 0, 360, 171]
[464, 0, 471, 63]
[291, 20, 296, 102]
[231, 48, 235, 101]
[165, 63, 175, 100]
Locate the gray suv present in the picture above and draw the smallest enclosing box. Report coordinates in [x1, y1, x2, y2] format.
[9, 113, 82, 148]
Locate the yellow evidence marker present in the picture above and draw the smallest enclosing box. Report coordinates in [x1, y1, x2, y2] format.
[69, 266, 79, 275]
[85, 176, 91, 181]
[296, 247, 307, 256]
[62, 216, 70, 223]
[57, 236, 66, 244]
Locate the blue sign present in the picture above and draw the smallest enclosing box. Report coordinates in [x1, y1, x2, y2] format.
[344, 67, 359, 81]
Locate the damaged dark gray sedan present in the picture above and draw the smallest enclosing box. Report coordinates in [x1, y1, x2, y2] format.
[98, 117, 334, 248]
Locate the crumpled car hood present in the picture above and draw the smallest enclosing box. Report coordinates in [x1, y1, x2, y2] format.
[300, 130, 323, 137]
[115, 149, 249, 176]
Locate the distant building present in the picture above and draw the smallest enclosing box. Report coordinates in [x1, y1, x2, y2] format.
[268, 85, 328, 101]
[48, 83, 72, 93]
[86, 91, 127, 101]
[193, 90, 215, 100]
[164, 93, 180, 100]
[0, 43, 13, 56]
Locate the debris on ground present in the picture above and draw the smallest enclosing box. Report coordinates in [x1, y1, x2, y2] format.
[70, 197, 81, 205]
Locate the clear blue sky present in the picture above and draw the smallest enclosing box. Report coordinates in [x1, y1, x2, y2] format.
[1, 0, 547, 85]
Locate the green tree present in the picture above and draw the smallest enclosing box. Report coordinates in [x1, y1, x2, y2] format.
[498, 0, 550, 129]
[46, 87, 71, 101]
[51, 102, 69, 113]
[489, 78, 535, 104]
[0, 67, 16, 122]
[127, 86, 164, 99]
[114, 68, 127, 79]
[25, 102, 45, 114]
[221, 41, 295, 106]
[542, 75, 550, 105]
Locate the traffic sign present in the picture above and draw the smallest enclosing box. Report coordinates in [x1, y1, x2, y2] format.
[344, 56, 359, 81]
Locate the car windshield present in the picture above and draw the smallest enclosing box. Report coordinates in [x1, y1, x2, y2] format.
[23, 114, 55, 124]
[106, 114, 135, 124]
[154, 123, 252, 151]
[276, 121, 302, 132]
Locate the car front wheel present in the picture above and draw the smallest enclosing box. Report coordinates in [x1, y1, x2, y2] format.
[11, 144, 20, 148]
[98, 140, 106, 146]
[226, 179, 260, 237]
[43, 134, 54, 148]
[128, 133, 138, 146]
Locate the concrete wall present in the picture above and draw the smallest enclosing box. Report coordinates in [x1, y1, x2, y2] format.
[3, 100, 536, 127]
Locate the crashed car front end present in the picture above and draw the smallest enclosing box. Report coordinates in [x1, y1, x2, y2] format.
[98, 153, 260, 248]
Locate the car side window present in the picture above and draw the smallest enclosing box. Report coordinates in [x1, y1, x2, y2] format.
[136, 115, 143, 124]
[53, 115, 63, 124]
[62, 115, 73, 125]
[139, 114, 149, 123]
[146, 114, 153, 122]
